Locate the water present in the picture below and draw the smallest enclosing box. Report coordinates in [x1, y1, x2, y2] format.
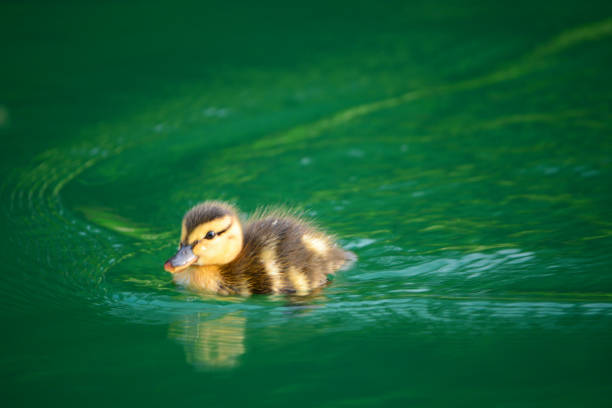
[1, 1, 612, 406]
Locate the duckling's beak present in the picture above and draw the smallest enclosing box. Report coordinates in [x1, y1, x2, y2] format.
[164, 244, 198, 273]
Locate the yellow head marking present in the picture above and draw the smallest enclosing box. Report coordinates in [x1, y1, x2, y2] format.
[183, 215, 243, 266]
[187, 215, 233, 244]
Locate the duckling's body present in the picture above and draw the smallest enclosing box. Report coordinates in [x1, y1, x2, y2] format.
[164, 202, 354, 295]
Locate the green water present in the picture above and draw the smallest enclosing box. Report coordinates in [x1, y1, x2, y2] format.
[2, 0, 612, 406]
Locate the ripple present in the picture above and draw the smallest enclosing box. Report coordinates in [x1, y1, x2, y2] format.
[344, 238, 376, 249]
[0, 139, 169, 313]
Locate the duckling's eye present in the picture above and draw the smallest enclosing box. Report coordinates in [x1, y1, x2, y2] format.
[204, 230, 216, 240]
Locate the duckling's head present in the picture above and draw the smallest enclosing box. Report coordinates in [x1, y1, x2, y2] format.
[164, 201, 243, 273]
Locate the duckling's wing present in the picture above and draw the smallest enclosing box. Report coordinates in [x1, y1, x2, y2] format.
[239, 214, 355, 293]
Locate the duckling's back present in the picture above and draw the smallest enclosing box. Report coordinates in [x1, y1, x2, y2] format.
[222, 214, 352, 294]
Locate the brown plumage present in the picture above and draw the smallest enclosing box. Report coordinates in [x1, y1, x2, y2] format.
[163, 201, 355, 295]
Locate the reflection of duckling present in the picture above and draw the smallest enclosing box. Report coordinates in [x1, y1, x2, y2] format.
[164, 201, 355, 295]
[168, 312, 246, 369]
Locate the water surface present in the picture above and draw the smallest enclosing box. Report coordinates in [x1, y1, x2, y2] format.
[1, 1, 611, 406]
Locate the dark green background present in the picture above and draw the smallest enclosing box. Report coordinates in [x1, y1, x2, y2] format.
[1, 1, 611, 406]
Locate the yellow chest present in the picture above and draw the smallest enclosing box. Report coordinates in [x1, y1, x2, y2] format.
[173, 266, 224, 293]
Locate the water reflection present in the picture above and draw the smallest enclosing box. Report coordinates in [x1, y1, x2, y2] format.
[168, 311, 246, 370]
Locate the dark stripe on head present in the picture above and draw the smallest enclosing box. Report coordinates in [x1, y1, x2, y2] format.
[183, 201, 237, 238]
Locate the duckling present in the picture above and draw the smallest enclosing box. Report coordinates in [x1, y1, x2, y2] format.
[163, 201, 355, 295]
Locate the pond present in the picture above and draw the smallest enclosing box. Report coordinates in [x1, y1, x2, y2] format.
[1, 1, 611, 406]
